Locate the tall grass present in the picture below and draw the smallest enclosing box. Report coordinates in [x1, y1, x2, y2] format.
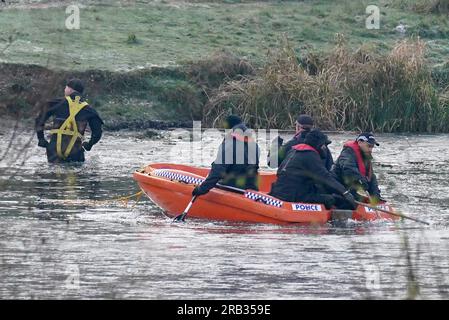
[204, 35, 449, 132]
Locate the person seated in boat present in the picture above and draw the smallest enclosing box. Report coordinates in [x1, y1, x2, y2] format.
[269, 129, 356, 210]
[268, 114, 333, 170]
[35, 79, 104, 163]
[331, 132, 382, 204]
[192, 115, 260, 196]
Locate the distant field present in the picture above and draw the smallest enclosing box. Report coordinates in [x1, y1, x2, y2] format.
[1, 0, 448, 71]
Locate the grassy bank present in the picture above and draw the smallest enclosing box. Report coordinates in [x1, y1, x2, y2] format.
[1, 0, 449, 132]
[0, 51, 253, 129]
[2, 0, 449, 69]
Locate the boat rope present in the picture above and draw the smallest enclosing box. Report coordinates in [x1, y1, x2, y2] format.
[113, 191, 144, 208]
[44, 191, 144, 208]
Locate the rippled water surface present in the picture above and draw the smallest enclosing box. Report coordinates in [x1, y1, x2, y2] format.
[1, 122, 449, 299]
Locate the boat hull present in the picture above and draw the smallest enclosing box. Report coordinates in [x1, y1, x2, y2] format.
[133, 163, 399, 225]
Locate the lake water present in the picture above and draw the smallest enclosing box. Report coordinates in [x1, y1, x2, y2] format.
[1, 121, 448, 299]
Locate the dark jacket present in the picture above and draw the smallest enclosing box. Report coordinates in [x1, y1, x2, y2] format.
[35, 92, 103, 163]
[268, 130, 333, 170]
[331, 141, 381, 197]
[197, 123, 260, 193]
[269, 144, 346, 203]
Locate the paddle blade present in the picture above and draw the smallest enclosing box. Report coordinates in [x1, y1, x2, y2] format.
[173, 212, 186, 222]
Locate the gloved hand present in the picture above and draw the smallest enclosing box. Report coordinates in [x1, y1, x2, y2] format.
[323, 195, 336, 210]
[38, 139, 49, 148]
[342, 190, 357, 210]
[82, 141, 92, 151]
[192, 186, 209, 197]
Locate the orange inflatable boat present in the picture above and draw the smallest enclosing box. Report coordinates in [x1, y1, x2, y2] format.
[133, 163, 400, 225]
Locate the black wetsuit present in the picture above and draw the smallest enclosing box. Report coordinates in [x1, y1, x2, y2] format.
[35, 92, 103, 163]
[269, 144, 348, 209]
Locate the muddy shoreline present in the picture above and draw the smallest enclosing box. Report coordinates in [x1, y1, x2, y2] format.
[104, 119, 193, 131]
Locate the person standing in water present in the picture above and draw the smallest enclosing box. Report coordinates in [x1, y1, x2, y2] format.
[35, 79, 103, 163]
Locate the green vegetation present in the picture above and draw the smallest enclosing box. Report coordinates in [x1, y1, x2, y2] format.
[1, 0, 449, 69]
[206, 36, 449, 132]
[1, 1, 449, 132]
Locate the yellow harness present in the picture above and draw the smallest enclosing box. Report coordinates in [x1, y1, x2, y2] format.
[50, 96, 88, 159]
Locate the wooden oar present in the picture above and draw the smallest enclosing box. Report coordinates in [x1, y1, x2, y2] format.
[355, 201, 429, 225]
[173, 195, 197, 222]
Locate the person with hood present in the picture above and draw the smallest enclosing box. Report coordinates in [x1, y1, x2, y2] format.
[269, 129, 356, 210]
[192, 115, 260, 196]
[268, 114, 333, 170]
[331, 132, 382, 202]
[35, 79, 104, 163]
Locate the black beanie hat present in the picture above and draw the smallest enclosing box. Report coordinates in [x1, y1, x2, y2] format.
[67, 78, 84, 94]
[304, 129, 328, 149]
[296, 114, 314, 126]
[224, 114, 242, 129]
